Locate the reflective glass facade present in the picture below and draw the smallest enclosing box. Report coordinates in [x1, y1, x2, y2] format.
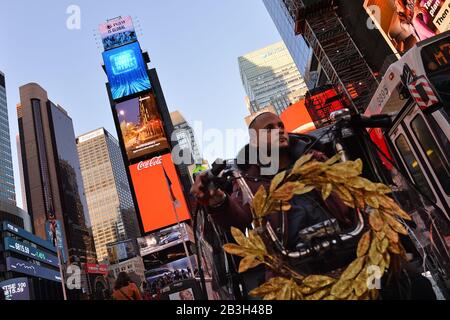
[262, 0, 313, 84]
[0, 72, 16, 205]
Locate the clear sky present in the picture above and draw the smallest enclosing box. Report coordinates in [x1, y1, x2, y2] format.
[0, 0, 281, 209]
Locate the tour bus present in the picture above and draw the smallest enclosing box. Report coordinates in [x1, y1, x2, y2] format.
[364, 31, 450, 295]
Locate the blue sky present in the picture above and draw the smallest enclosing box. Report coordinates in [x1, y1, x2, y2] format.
[0, 1, 281, 208]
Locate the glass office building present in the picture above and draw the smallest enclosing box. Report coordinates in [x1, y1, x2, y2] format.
[0, 72, 16, 205]
[262, 0, 312, 77]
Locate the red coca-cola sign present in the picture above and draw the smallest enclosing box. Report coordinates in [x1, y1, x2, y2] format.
[137, 156, 162, 171]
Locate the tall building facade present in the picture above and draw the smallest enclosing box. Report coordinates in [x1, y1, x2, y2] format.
[0, 71, 16, 205]
[262, 0, 314, 82]
[170, 111, 201, 165]
[76, 128, 141, 262]
[17, 83, 96, 265]
[170, 110, 202, 196]
[238, 41, 308, 115]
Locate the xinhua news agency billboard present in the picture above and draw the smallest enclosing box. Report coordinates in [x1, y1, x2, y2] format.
[129, 154, 190, 233]
[364, 0, 450, 54]
[99, 16, 137, 51]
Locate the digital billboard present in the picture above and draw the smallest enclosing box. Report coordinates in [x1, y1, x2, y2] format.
[103, 41, 151, 101]
[6, 257, 61, 283]
[0, 278, 31, 301]
[85, 263, 108, 275]
[116, 93, 170, 161]
[106, 239, 139, 265]
[4, 237, 59, 267]
[130, 154, 191, 233]
[99, 16, 137, 51]
[364, 0, 450, 54]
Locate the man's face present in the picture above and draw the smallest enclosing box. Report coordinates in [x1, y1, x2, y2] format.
[251, 113, 289, 151]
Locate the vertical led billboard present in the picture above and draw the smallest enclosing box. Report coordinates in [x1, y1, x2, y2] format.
[130, 154, 190, 233]
[103, 41, 151, 100]
[364, 0, 450, 54]
[116, 93, 170, 161]
[99, 16, 137, 51]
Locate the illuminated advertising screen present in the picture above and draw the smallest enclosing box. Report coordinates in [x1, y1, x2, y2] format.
[6, 257, 61, 282]
[130, 153, 191, 233]
[116, 93, 170, 161]
[102, 42, 151, 101]
[4, 237, 59, 267]
[99, 16, 137, 51]
[0, 278, 31, 301]
[364, 0, 450, 54]
[106, 239, 139, 265]
[85, 263, 108, 275]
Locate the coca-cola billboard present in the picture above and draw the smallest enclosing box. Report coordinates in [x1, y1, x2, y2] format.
[129, 153, 190, 233]
[137, 156, 162, 171]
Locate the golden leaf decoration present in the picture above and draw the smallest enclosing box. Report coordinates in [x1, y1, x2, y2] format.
[369, 210, 384, 231]
[270, 171, 286, 192]
[330, 280, 353, 299]
[321, 183, 333, 201]
[222, 156, 409, 300]
[239, 255, 262, 273]
[252, 185, 267, 217]
[357, 231, 371, 257]
[302, 275, 336, 289]
[341, 257, 366, 281]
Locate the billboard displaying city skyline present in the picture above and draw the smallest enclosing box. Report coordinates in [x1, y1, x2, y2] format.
[364, 0, 450, 54]
[103, 41, 151, 100]
[115, 93, 170, 162]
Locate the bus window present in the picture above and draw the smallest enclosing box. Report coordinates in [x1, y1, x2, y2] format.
[422, 37, 450, 111]
[395, 134, 435, 202]
[411, 115, 450, 195]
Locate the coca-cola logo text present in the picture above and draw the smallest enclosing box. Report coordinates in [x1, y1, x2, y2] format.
[137, 156, 163, 171]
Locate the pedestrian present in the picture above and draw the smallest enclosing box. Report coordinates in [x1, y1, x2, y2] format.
[112, 272, 143, 300]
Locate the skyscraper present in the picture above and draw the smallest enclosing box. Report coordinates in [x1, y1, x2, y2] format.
[17, 83, 96, 266]
[76, 128, 141, 262]
[238, 41, 308, 115]
[170, 110, 202, 195]
[0, 71, 16, 205]
[262, 0, 313, 80]
[170, 111, 201, 165]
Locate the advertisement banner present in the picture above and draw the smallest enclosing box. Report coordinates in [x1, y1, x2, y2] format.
[45, 220, 66, 263]
[0, 278, 31, 301]
[99, 16, 137, 51]
[103, 41, 151, 101]
[4, 237, 59, 267]
[116, 93, 170, 161]
[85, 264, 108, 275]
[137, 223, 192, 256]
[6, 257, 61, 283]
[129, 154, 190, 233]
[364, 0, 450, 54]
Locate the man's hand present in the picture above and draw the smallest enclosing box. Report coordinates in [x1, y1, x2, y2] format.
[190, 172, 226, 207]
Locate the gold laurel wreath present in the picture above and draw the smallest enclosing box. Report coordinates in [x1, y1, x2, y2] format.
[223, 153, 411, 300]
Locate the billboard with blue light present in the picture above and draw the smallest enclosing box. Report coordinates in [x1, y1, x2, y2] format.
[103, 41, 151, 100]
